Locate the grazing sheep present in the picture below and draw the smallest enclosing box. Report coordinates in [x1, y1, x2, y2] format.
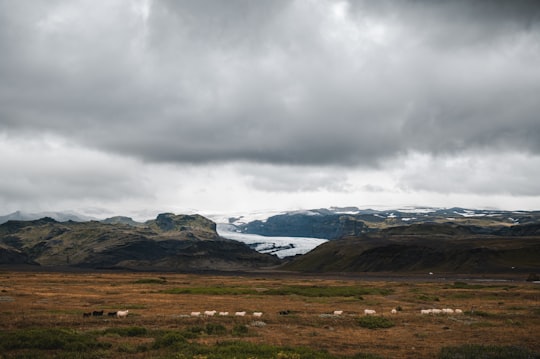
[333, 310, 343, 315]
[218, 311, 229, 316]
[204, 310, 217, 316]
[83, 312, 91, 318]
[364, 309, 376, 315]
[190, 311, 201, 317]
[92, 310, 104, 316]
[116, 310, 129, 318]
[431, 309, 442, 314]
[420, 309, 432, 315]
[442, 308, 454, 314]
[279, 310, 291, 315]
[455, 309, 463, 314]
[391, 308, 397, 314]
[253, 312, 263, 317]
[235, 311, 246, 316]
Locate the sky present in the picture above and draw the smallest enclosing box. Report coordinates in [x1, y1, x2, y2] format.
[1, 0, 540, 221]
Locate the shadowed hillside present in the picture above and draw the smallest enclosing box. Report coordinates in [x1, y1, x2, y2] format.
[0, 214, 280, 271]
[282, 223, 540, 274]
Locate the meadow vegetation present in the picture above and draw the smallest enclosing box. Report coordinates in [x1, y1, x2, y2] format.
[0, 271, 538, 358]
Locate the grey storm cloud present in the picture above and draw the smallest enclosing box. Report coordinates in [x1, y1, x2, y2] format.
[1, 0, 539, 166]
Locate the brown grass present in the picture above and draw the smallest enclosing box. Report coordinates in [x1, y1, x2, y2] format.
[0, 270, 539, 358]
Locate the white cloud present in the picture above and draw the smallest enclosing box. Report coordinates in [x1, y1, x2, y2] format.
[0, 1, 539, 217]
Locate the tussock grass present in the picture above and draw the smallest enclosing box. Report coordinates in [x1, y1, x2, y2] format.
[163, 285, 393, 297]
[439, 344, 539, 359]
[1, 271, 539, 358]
[357, 316, 395, 329]
[0, 328, 110, 351]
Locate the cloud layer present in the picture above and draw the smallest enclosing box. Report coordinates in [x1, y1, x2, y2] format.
[1, 0, 539, 216]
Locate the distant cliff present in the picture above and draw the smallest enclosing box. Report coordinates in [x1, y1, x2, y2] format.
[239, 213, 366, 239]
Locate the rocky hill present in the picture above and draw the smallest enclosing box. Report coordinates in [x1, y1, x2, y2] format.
[282, 222, 540, 274]
[234, 207, 540, 239]
[0, 214, 280, 271]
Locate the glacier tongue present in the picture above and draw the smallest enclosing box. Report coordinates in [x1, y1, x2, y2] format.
[217, 224, 327, 259]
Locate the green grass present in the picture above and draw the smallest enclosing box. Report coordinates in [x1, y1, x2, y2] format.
[132, 278, 167, 284]
[161, 286, 257, 295]
[102, 326, 148, 337]
[162, 285, 393, 297]
[357, 316, 395, 329]
[0, 328, 111, 352]
[449, 282, 516, 291]
[439, 344, 538, 359]
[0, 326, 383, 359]
[265, 285, 393, 297]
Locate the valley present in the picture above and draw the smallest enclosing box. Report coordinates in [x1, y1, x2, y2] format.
[0, 270, 539, 358]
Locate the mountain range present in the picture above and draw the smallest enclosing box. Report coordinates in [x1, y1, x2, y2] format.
[1, 207, 539, 274]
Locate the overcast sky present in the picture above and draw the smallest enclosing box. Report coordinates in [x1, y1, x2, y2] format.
[1, 0, 539, 220]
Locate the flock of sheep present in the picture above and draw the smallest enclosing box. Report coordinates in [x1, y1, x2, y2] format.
[420, 308, 463, 315]
[331, 307, 465, 316]
[189, 310, 263, 317]
[83, 307, 465, 319]
[82, 309, 129, 318]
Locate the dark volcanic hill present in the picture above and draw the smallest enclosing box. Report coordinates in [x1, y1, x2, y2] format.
[0, 213, 280, 271]
[235, 207, 540, 239]
[282, 222, 540, 274]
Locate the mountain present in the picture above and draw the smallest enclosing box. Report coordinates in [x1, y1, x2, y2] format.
[282, 222, 540, 273]
[234, 207, 540, 239]
[0, 213, 280, 271]
[0, 210, 96, 224]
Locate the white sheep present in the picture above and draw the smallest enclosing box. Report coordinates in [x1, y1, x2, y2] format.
[420, 309, 432, 315]
[204, 310, 217, 316]
[234, 311, 246, 316]
[455, 309, 463, 314]
[116, 310, 129, 318]
[442, 308, 454, 314]
[253, 312, 263, 317]
[218, 311, 229, 316]
[391, 308, 397, 314]
[333, 310, 343, 315]
[364, 309, 376, 315]
[190, 311, 201, 317]
[431, 309, 442, 314]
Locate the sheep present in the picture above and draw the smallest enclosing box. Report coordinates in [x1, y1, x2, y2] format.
[431, 309, 442, 314]
[391, 308, 397, 314]
[116, 310, 129, 318]
[455, 309, 463, 314]
[442, 308, 454, 314]
[107, 311, 117, 317]
[218, 311, 229, 316]
[83, 312, 92, 318]
[253, 312, 263, 317]
[234, 311, 246, 316]
[204, 310, 217, 316]
[333, 310, 343, 315]
[420, 309, 432, 315]
[190, 311, 201, 317]
[364, 309, 376, 315]
[92, 310, 104, 316]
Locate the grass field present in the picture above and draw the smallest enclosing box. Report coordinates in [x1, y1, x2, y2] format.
[0, 270, 539, 358]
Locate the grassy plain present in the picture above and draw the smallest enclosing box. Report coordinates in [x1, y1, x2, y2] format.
[0, 270, 539, 358]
